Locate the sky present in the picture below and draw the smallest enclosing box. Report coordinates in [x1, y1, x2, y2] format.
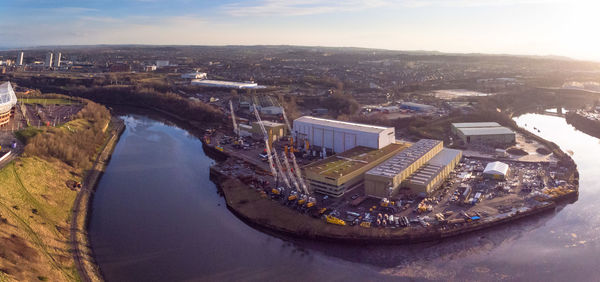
[1, 0, 599, 61]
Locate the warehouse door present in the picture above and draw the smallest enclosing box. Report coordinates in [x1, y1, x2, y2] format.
[334, 131, 345, 153]
[314, 128, 324, 147]
[324, 129, 334, 152]
[344, 133, 356, 151]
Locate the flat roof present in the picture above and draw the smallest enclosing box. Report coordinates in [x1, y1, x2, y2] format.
[294, 116, 392, 134]
[452, 122, 501, 128]
[429, 148, 462, 166]
[405, 164, 443, 186]
[191, 79, 259, 89]
[458, 127, 514, 136]
[304, 143, 408, 179]
[404, 148, 461, 186]
[366, 139, 442, 178]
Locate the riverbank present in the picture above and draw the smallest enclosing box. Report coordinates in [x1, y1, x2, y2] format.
[565, 112, 600, 140]
[70, 117, 125, 282]
[208, 151, 577, 244]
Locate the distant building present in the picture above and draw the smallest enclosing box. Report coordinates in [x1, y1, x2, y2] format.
[181, 72, 207, 79]
[53, 52, 61, 67]
[45, 52, 53, 67]
[0, 82, 18, 127]
[312, 108, 329, 116]
[250, 121, 286, 144]
[399, 102, 436, 112]
[17, 51, 24, 66]
[156, 60, 169, 68]
[293, 116, 396, 154]
[452, 122, 516, 146]
[191, 79, 259, 89]
[109, 63, 131, 72]
[144, 65, 157, 72]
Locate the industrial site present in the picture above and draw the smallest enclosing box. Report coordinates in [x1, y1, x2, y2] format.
[205, 102, 578, 239]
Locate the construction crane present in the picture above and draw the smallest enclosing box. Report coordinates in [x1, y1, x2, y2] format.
[272, 146, 291, 190]
[280, 106, 310, 195]
[253, 104, 277, 178]
[289, 151, 310, 195]
[281, 151, 301, 193]
[229, 100, 238, 136]
[281, 107, 293, 137]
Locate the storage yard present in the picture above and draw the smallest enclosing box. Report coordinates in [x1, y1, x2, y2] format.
[203, 110, 578, 239]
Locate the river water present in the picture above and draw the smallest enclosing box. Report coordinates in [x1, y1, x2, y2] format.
[89, 113, 600, 281]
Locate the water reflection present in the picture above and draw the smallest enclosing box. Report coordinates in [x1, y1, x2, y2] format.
[89, 113, 597, 281]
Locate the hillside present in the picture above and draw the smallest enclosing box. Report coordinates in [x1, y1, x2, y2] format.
[0, 101, 110, 281]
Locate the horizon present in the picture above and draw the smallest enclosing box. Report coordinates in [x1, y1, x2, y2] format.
[0, 44, 595, 64]
[1, 0, 599, 62]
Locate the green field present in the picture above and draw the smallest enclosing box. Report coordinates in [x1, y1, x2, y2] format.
[20, 98, 79, 105]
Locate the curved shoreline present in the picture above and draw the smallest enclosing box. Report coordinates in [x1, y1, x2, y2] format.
[207, 147, 578, 244]
[71, 117, 125, 282]
[565, 112, 600, 140]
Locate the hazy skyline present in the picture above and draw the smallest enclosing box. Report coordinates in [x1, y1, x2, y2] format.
[1, 0, 599, 61]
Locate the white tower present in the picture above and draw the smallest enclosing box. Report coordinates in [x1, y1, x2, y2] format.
[17, 51, 24, 66]
[45, 52, 53, 67]
[54, 52, 61, 67]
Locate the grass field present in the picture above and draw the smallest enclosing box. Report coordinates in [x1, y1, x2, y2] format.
[0, 157, 81, 281]
[0, 103, 110, 281]
[20, 98, 79, 105]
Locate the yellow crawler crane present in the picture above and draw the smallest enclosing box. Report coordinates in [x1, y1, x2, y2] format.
[543, 186, 573, 197]
[326, 215, 346, 226]
[305, 197, 316, 208]
[297, 197, 306, 205]
[288, 191, 298, 201]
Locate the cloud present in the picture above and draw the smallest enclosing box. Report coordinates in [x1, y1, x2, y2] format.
[49, 6, 99, 14]
[222, 0, 389, 17]
[222, 0, 564, 16]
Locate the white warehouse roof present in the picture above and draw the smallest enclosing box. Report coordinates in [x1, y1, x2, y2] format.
[452, 122, 501, 128]
[294, 116, 391, 134]
[0, 82, 17, 114]
[191, 79, 259, 89]
[458, 127, 514, 136]
[483, 161, 509, 176]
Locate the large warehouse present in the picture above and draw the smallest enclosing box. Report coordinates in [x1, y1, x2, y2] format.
[452, 122, 516, 146]
[293, 116, 395, 154]
[403, 148, 462, 194]
[364, 139, 443, 198]
[0, 82, 17, 127]
[303, 143, 408, 197]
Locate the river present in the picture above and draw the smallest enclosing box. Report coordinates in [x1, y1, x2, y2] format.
[89, 113, 600, 281]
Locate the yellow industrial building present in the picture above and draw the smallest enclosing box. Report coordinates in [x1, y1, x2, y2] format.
[402, 148, 462, 194]
[364, 139, 443, 198]
[303, 143, 408, 197]
[250, 121, 287, 144]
